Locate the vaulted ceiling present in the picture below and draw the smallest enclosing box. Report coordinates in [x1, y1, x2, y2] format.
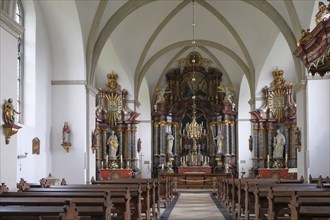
[39, 0, 316, 105]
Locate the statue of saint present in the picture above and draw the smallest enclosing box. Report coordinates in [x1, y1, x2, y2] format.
[91, 129, 98, 153]
[3, 98, 20, 124]
[248, 135, 253, 152]
[167, 131, 174, 155]
[273, 129, 285, 159]
[62, 122, 71, 145]
[107, 131, 119, 159]
[214, 131, 224, 155]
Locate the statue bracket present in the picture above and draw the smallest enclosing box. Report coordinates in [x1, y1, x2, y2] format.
[2, 123, 21, 144]
[61, 143, 72, 152]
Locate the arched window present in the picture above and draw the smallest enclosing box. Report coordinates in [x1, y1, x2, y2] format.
[16, 0, 24, 123]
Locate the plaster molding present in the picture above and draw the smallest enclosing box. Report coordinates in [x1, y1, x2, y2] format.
[294, 80, 307, 93]
[51, 80, 86, 86]
[0, 9, 23, 38]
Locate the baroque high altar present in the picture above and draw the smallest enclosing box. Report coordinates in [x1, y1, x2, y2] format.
[152, 52, 237, 177]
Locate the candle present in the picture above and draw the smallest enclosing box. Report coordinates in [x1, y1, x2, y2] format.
[120, 155, 123, 163]
[161, 164, 164, 169]
[285, 154, 288, 162]
[267, 155, 269, 162]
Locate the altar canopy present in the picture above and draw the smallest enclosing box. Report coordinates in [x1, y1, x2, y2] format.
[152, 52, 237, 177]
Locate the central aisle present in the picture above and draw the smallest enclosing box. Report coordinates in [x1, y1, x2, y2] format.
[162, 192, 226, 220]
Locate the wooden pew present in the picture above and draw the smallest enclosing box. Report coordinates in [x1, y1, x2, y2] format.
[233, 178, 278, 219]
[0, 199, 100, 220]
[22, 184, 141, 220]
[267, 185, 330, 220]
[1, 190, 112, 220]
[308, 174, 330, 183]
[289, 191, 330, 220]
[241, 179, 304, 220]
[92, 178, 160, 219]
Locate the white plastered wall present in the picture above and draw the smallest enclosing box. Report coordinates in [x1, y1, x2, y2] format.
[306, 79, 330, 177]
[0, 26, 20, 190]
[237, 75, 252, 178]
[137, 79, 152, 178]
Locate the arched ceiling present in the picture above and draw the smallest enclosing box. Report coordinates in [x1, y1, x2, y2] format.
[52, 0, 316, 104]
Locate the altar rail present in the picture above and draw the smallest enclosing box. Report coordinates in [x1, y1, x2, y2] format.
[160, 173, 230, 189]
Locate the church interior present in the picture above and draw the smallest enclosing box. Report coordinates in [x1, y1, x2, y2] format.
[1, 0, 330, 219]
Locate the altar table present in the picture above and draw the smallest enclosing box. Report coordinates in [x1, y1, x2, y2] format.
[178, 166, 211, 174]
[258, 168, 297, 180]
[99, 169, 132, 180]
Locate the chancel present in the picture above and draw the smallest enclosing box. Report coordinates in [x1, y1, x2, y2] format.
[1, 0, 329, 219]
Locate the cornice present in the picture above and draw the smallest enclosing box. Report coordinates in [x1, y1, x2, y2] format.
[0, 9, 24, 38]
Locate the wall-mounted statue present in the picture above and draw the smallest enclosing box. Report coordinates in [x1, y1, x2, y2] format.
[3, 98, 20, 125]
[32, 137, 40, 155]
[2, 98, 22, 144]
[62, 122, 71, 145]
[61, 122, 71, 152]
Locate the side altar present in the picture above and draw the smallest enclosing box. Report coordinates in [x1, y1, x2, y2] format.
[92, 72, 141, 180]
[250, 68, 299, 178]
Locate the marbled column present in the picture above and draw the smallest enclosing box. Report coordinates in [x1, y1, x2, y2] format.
[258, 123, 264, 167]
[173, 123, 178, 155]
[160, 122, 166, 155]
[127, 124, 132, 167]
[290, 125, 297, 168]
[267, 125, 273, 158]
[211, 123, 217, 156]
[131, 125, 137, 169]
[230, 121, 235, 156]
[224, 121, 230, 155]
[284, 126, 289, 159]
[154, 122, 159, 156]
[252, 124, 259, 169]
[117, 125, 124, 159]
[103, 130, 107, 160]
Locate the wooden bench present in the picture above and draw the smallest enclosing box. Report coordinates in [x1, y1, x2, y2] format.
[231, 178, 279, 219]
[238, 179, 303, 220]
[267, 185, 330, 220]
[92, 178, 160, 218]
[289, 191, 330, 220]
[19, 184, 134, 219]
[0, 199, 106, 220]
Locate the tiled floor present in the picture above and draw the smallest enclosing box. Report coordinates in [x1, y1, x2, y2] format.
[159, 191, 229, 220]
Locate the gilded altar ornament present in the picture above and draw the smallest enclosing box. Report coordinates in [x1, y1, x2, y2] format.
[61, 122, 71, 152]
[295, 127, 302, 152]
[91, 129, 98, 154]
[268, 68, 287, 122]
[2, 98, 21, 144]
